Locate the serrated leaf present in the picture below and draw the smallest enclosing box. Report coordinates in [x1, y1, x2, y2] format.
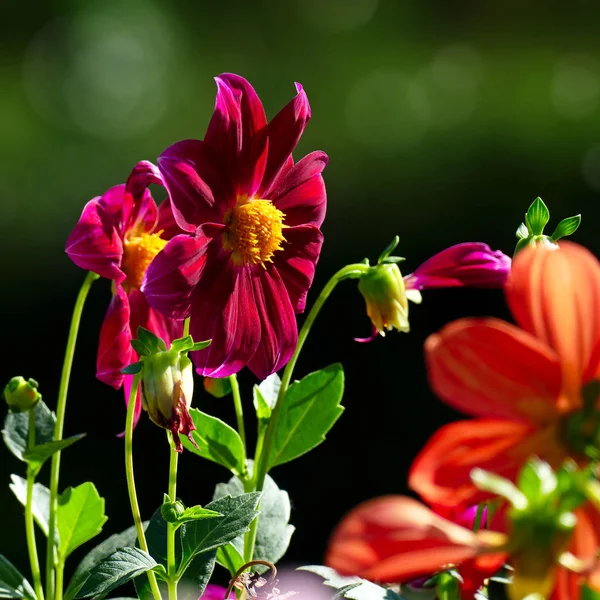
[9, 475, 56, 540]
[268, 364, 344, 467]
[65, 525, 140, 600]
[2, 401, 55, 462]
[179, 493, 260, 572]
[213, 474, 294, 568]
[0, 555, 36, 600]
[216, 543, 244, 576]
[23, 434, 85, 474]
[75, 548, 158, 598]
[181, 409, 246, 476]
[526, 197, 550, 235]
[121, 362, 143, 375]
[551, 215, 581, 241]
[299, 566, 405, 600]
[57, 482, 108, 560]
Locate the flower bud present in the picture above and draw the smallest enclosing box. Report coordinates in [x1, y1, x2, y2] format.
[161, 500, 186, 523]
[358, 263, 409, 336]
[3, 377, 41, 413]
[141, 350, 195, 452]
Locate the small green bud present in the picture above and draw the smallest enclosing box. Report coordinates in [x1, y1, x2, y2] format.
[3, 377, 42, 413]
[161, 500, 186, 523]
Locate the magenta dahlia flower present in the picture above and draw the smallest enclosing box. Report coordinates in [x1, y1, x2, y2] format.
[66, 161, 183, 424]
[142, 74, 326, 380]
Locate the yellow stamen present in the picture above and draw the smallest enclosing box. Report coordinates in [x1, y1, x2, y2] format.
[122, 233, 167, 290]
[223, 199, 286, 267]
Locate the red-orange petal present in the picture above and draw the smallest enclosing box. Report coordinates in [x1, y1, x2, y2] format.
[507, 241, 600, 405]
[426, 318, 562, 425]
[325, 496, 505, 583]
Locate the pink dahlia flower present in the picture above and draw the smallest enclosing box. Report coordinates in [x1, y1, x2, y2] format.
[143, 74, 326, 380]
[200, 585, 233, 600]
[66, 161, 183, 425]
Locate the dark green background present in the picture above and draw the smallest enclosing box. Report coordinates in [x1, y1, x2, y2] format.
[2, 0, 600, 589]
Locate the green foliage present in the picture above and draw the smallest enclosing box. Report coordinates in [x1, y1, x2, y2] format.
[137, 327, 167, 354]
[203, 377, 232, 399]
[213, 473, 294, 569]
[57, 482, 108, 560]
[0, 555, 36, 600]
[298, 566, 405, 600]
[253, 374, 280, 422]
[215, 543, 244, 576]
[551, 215, 581, 240]
[75, 548, 160, 598]
[2, 400, 55, 461]
[582, 586, 600, 600]
[24, 435, 85, 475]
[268, 364, 344, 467]
[9, 475, 55, 540]
[525, 197, 550, 235]
[181, 409, 247, 476]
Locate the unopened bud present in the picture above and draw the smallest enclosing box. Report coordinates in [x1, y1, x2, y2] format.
[161, 500, 186, 523]
[3, 377, 41, 413]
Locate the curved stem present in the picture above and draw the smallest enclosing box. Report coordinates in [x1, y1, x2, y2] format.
[26, 410, 44, 600]
[229, 375, 247, 453]
[245, 263, 369, 563]
[46, 271, 98, 600]
[224, 560, 276, 600]
[166, 434, 178, 600]
[125, 373, 162, 600]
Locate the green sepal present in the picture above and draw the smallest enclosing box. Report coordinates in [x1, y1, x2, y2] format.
[130, 340, 150, 357]
[551, 215, 581, 241]
[381, 256, 406, 264]
[517, 458, 558, 505]
[170, 336, 194, 353]
[190, 340, 211, 351]
[121, 362, 143, 375]
[525, 197, 550, 235]
[377, 235, 400, 264]
[516, 222, 529, 239]
[137, 327, 167, 353]
[471, 468, 527, 510]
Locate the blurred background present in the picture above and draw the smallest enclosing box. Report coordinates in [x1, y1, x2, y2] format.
[2, 0, 600, 590]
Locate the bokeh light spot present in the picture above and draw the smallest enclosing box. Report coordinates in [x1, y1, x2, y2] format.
[551, 53, 600, 120]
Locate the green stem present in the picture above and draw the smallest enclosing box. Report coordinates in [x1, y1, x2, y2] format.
[244, 262, 369, 563]
[46, 271, 98, 600]
[26, 410, 44, 600]
[183, 317, 190, 338]
[125, 373, 162, 600]
[166, 434, 178, 600]
[229, 374, 247, 453]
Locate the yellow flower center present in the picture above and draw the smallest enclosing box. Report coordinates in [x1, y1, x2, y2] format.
[122, 232, 167, 290]
[223, 199, 286, 267]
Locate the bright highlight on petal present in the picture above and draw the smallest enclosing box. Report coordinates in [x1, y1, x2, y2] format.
[223, 199, 286, 267]
[122, 233, 168, 291]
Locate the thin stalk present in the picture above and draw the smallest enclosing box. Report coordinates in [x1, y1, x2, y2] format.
[166, 434, 179, 600]
[245, 263, 370, 563]
[46, 270, 98, 600]
[229, 374, 246, 451]
[26, 410, 44, 600]
[183, 317, 190, 338]
[125, 373, 162, 600]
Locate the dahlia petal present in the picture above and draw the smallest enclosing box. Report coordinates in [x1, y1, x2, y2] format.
[404, 243, 511, 290]
[142, 227, 219, 320]
[274, 225, 323, 313]
[507, 241, 600, 403]
[247, 267, 298, 380]
[128, 289, 183, 348]
[158, 139, 228, 232]
[156, 198, 184, 240]
[65, 196, 125, 282]
[408, 419, 561, 509]
[426, 318, 562, 424]
[325, 495, 505, 583]
[126, 160, 164, 198]
[129, 189, 159, 236]
[260, 82, 311, 193]
[97, 284, 133, 389]
[269, 151, 328, 228]
[206, 74, 268, 198]
[189, 256, 261, 378]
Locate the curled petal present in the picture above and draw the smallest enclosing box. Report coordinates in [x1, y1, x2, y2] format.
[126, 160, 164, 198]
[65, 196, 125, 282]
[426, 318, 563, 424]
[260, 82, 311, 193]
[274, 225, 324, 313]
[189, 255, 261, 378]
[408, 419, 562, 509]
[156, 198, 185, 240]
[142, 227, 220, 320]
[507, 241, 600, 403]
[404, 243, 511, 291]
[97, 284, 132, 389]
[269, 151, 328, 228]
[247, 266, 298, 380]
[325, 496, 506, 583]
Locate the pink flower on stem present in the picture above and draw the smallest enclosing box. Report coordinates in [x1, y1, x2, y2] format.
[143, 74, 326, 380]
[199, 584, 234, 600]
[65, 161, 183, 426]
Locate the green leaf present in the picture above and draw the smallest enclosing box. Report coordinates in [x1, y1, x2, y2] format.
[179, 493, 260, 572]
[525, 197, 550, 235]
[213, 474, 294, 568]
[9, 475, 55, 540]
[75, 548, 158, 598]
[215, 543, 244, 577]
[253, 374, 280, 421]
[268, 364, 344, 467]
[23, 434, 85, 474]
[174, 506, 223, 526]
[137, 327, 167, 353]
[181, 409, 247, 476]
[178, 552, 216, 600]
[57, 482, 108, 560]
[121, 362, 143, 375]
[298, 566, 405, 600]
[0, 555, 36, 600]
[551, 215, 581, 240]
[2, 400, 55, 461]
